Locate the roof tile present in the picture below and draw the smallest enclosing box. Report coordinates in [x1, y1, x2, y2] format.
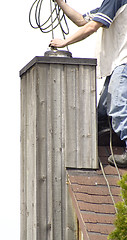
[88, 233, 108, 240]
[82, 213, 115, 224]
[86, 223, 114, 235]
[68, 145, 127, 240]
[79, 202, 115, 214]
[76, 193, 121, 204]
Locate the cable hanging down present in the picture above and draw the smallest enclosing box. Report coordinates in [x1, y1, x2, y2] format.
[29, 0, 70, 40]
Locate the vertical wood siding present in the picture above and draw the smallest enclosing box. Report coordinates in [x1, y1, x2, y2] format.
[20, 57, 97, 240]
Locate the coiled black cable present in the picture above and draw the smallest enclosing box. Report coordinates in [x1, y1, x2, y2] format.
[29, 0, 69, 39]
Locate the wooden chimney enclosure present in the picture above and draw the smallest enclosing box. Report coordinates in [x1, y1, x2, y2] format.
[20, 56, 97, 240]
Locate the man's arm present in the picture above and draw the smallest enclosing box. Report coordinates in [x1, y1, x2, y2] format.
[55, 0, 86, 26]
[50, 20, 103, 48]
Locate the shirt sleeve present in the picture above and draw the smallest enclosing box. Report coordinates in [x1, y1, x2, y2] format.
[92, 0, 122, 28]
[83, 0, 122, 28]
[83, 8, 99, 23]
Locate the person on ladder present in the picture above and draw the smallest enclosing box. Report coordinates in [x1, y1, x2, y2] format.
[50, 0, 127, 168]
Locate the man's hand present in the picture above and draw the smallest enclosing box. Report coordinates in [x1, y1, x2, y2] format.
[49, 21, 102, 49]
[49, 38, 66, 48]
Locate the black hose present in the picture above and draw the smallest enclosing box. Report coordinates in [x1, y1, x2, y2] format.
[29, 0, 69, 36]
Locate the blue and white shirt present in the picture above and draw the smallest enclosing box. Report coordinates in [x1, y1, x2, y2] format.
[83, 0, 127, 78]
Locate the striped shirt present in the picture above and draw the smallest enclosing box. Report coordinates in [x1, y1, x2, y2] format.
[83, 0, 127, 77]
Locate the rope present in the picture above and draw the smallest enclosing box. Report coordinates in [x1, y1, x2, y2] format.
[98, 117, 124, 214]
[108, 117, 121, 180]
[50, 0, 54, 39]
[98, 157, 118, 214]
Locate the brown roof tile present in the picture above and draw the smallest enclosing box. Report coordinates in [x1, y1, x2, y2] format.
[86, 223, 114, 235]
[68, 146, 127, 240]
[76, 193, 121, 204]
[79, 202, 116, 214]
[72, 183, 120, 196]
[88, 233, 108, 240]
[69, 175, 119, 186]
[82, 213, 115, 224]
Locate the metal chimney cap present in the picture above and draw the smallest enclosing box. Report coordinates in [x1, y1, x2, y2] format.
[44, 49, 72, 58]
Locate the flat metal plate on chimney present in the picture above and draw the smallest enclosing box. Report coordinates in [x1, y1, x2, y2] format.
[44, 49, 72, 58]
